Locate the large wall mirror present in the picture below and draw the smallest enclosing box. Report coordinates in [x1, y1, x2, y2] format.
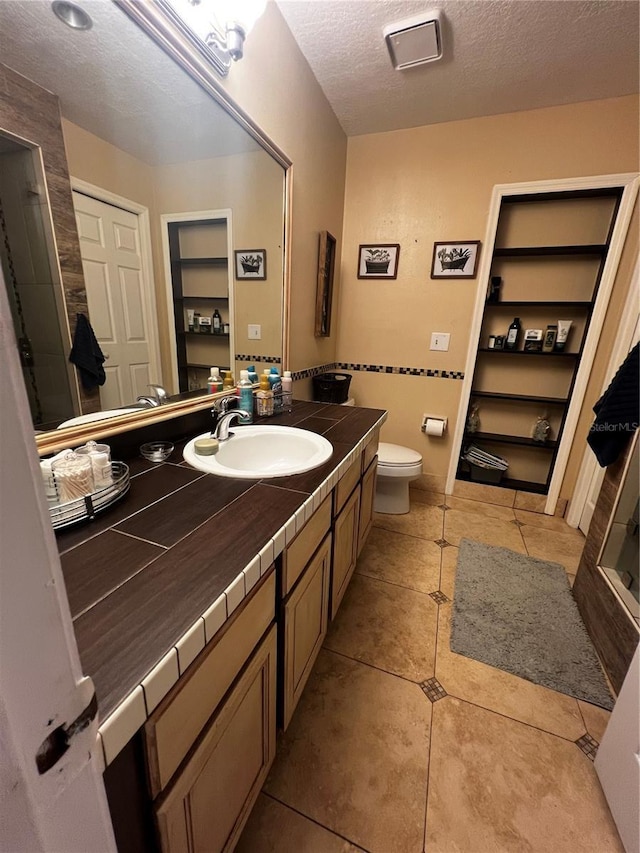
[0, 0, 289, 450]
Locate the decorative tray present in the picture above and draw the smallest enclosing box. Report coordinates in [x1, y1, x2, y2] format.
[49, 462, 130, 531]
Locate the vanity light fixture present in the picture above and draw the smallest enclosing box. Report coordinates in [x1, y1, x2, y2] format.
[51, 0, 93, 30]
[383, 9, 444, 70]
[159, 0, 266, 75]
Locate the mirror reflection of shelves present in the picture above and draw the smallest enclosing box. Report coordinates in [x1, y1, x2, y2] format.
[166, 215, 232, 393]
[458, 187, 623, 495]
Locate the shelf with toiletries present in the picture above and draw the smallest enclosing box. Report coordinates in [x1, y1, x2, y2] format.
[166, 216, 233, 393]
[457, 185, 623, 496]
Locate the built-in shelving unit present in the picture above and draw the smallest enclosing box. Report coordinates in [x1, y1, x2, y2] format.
[167, 216, 232, 392]
[458, 186, 624, 495]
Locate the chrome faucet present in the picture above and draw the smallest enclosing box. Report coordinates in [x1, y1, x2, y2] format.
[214, 410, 250, 441]
[136, 384, 169, 408]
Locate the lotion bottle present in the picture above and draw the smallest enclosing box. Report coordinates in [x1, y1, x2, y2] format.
[269, 367, 283, 414]
[223, 370, 235, 390]
[207, 366, 223, 394]
[238, 370, 253, 424]
[256, 373, 274, 417]
[281, 370, 293, 413]
[505, 317, 521, 351]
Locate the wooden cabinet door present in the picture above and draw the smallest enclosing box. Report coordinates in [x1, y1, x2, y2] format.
[357, 457, 377, 557]
[331, 486, 361, 620]
[155, 625, 277, 853]
[283, 534, 331, 729]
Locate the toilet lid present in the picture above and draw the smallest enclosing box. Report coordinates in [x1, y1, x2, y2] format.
[378, 442, 422, 466]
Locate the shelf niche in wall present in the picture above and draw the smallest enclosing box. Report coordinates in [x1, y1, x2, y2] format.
[458, 186, 624, 496]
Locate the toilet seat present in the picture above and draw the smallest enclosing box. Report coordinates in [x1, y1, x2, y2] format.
[377, 443, 422, 479]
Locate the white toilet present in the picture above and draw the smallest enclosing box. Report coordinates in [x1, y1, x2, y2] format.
[374, 442, 423, 514]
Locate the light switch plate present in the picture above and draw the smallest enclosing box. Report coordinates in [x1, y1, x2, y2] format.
[248, 324, 261, 340]
[430, 332, 450, 351]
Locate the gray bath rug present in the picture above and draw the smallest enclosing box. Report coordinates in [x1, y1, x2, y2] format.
[451, 539, 614, 710]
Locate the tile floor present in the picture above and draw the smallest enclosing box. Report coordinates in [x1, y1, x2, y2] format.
[237, 490, 622, 853]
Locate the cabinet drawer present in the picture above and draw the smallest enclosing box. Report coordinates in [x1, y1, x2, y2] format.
[282, 495, 331, 596]
[362, 429, 379, 474]
[146, 572, 275, 797]
[334, 456, 361, 516]
[155, 625, 277, 853]
[331, 485, 361, 620]
[358, 457, 377, 557]
[283, 534, 331, 729]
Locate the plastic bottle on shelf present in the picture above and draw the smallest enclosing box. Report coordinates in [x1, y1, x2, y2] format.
[247, 364, 259, 385]
[269, 367, 283, 414]
[237, 370, 253, 424]
[223, 370, 235, 390]
[281, 370, 293, 413]
[256, 373, 274, 417]
[207, 366, 223, 394]
[505, 317, 521, 351]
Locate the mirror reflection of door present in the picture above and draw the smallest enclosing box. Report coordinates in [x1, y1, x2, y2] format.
[72, 190, 159, 409]
[0, 133, 78, 429]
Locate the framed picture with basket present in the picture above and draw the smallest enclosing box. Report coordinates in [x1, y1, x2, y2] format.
[357, 243, 400, 279]
[430, 241, 480, 279]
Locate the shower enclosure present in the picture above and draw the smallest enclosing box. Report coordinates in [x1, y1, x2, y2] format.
[0, 133, 78, 428]
[600, 438, 639, 626]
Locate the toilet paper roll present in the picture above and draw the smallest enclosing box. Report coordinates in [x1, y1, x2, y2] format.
[424, 417, 446, 437]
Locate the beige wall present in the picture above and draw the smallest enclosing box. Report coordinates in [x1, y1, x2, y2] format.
[218, 2, 348, 374]
[338, 96, 639, 496]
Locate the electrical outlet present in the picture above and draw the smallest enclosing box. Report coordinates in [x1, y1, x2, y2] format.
[430, 332, 450, 351]
[248, 324, 261, 340]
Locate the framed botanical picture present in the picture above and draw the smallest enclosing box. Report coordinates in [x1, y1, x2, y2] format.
[357, 243, 400, 279]
[431, 241, 481, 279]
[235, 249, 267, 280]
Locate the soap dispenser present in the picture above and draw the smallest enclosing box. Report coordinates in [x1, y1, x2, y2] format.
[207, 366, 223, 394]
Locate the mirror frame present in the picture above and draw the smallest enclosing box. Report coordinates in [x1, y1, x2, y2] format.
[36, 0, 292, 457]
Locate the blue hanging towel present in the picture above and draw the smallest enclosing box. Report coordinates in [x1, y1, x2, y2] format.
[69, 313, 106, 390]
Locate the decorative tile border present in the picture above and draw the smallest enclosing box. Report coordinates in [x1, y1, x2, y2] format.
[291, 362, 464, 381]
[235, 354, 282, 364]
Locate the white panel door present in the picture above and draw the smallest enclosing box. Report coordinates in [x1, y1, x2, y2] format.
[73, 191, 153, 408]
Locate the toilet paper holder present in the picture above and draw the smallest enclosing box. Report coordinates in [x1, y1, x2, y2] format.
[421, 414, 448, 435]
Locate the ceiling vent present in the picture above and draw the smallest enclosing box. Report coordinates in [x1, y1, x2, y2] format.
[383, 10, 443, 71]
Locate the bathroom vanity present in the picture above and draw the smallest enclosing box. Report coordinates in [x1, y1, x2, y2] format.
[56, 401, 384, 853]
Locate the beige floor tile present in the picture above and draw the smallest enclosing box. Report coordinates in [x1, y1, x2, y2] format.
[325, 573, 438, 682]
[439, 545, 459, 601]
[446, 495, 516, 521]
[514, 490, 547, 513]
[356, 525, 441, 593]
[521, 524, 585, 572]
[236, 794, 364, 852]
[515, 508, 584, 534]
[452, 479, 516, 507]
[579, 700, 611, 742]
[426, 697, 623, 853]
[444, 508, 527, 552]
[409, 488, 445, 506]
[265, 650, 431, 853]
[435, 604, 586, 740]
[373, 502, 444, 540]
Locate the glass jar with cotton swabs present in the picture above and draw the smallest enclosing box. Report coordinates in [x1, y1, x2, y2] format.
[41, 440, 130, 530]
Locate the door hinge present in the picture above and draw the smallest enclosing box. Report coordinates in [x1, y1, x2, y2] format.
[35, 692, 98, 775]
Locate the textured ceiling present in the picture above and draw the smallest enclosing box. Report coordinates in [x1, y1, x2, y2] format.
[0, 0, 260, 164]
[277, 0, 640, 136]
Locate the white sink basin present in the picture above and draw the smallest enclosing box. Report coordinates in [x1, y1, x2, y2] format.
[183, 425, 333, 479]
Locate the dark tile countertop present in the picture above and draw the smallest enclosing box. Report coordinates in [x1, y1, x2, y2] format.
[57, 402, 385, 724]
